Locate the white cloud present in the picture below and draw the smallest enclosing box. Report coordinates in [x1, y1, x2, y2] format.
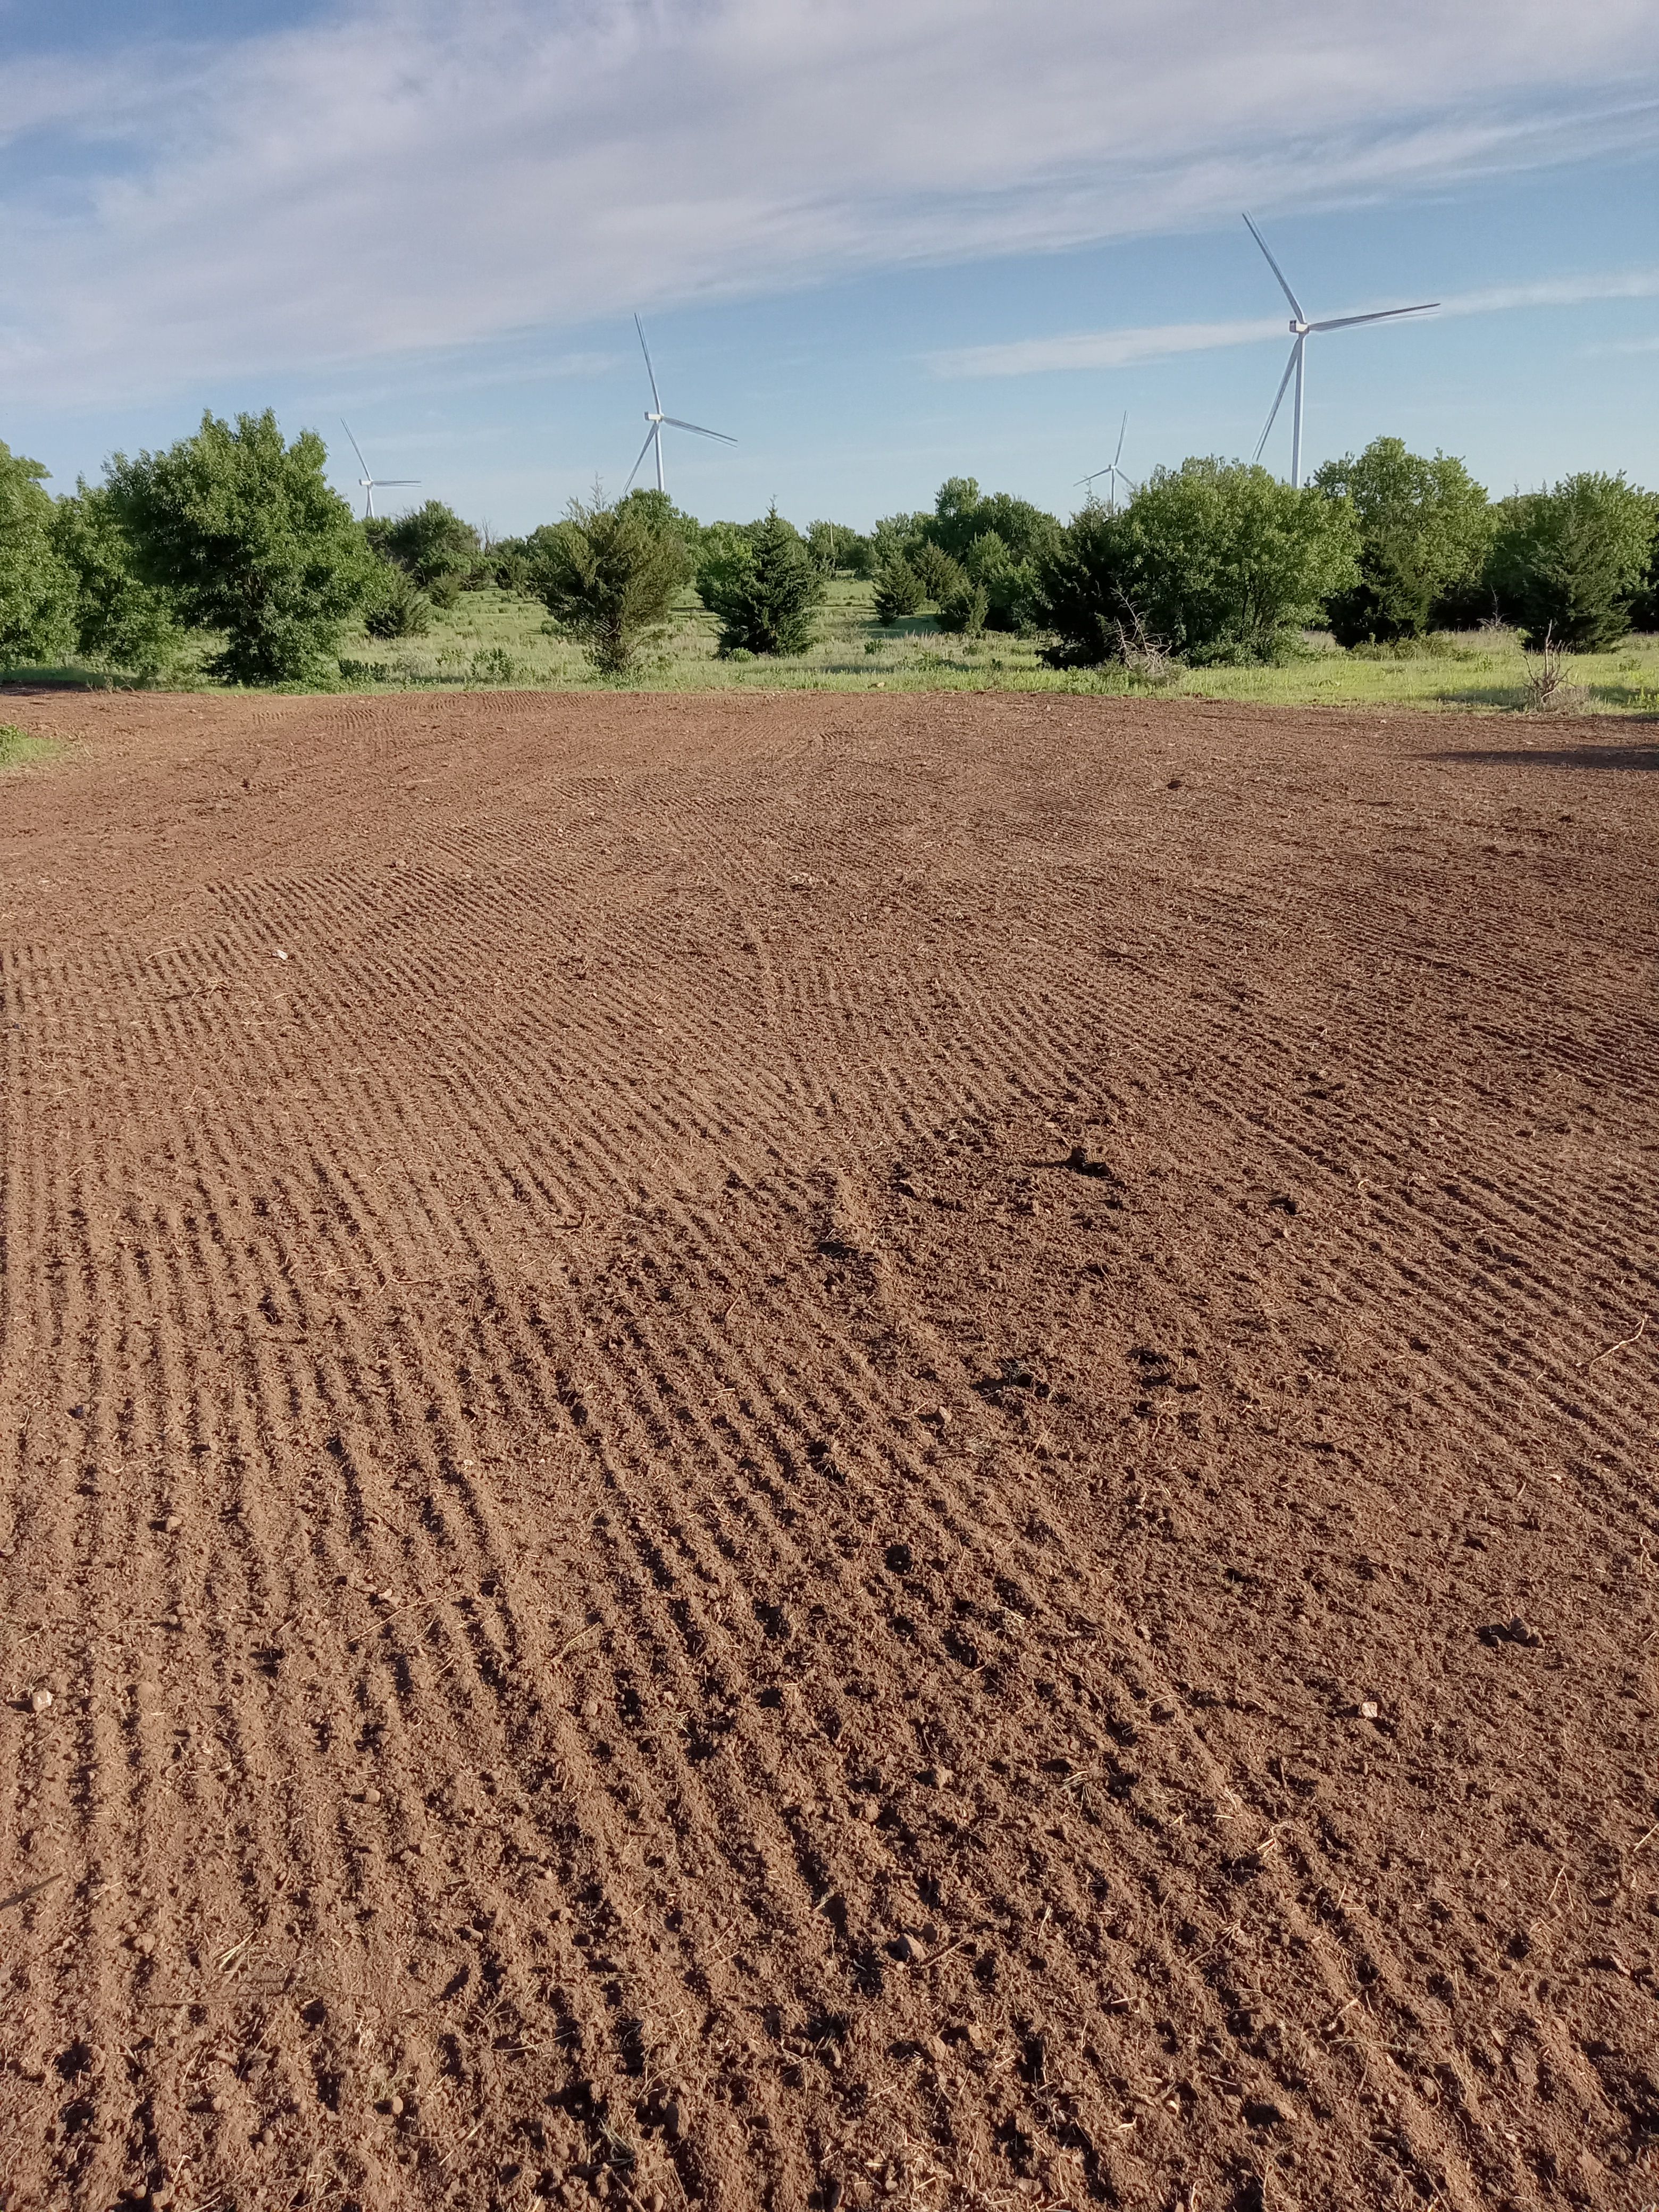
[1, 0, 1657, 405]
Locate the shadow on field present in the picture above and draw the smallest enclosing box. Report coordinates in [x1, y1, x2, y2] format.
[1423, 741, 1659, 772]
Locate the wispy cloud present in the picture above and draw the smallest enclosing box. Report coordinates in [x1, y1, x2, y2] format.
[934, 318, 1287, 378]
[1, 1, 1656, 406]
[933, 266, 1659, 376]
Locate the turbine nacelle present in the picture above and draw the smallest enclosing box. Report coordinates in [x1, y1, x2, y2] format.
[1077, 412, 1137, 512]
[340, 421, 418, 520]
[624, 317, 734, 496]
[1242, 214, 1438, 488]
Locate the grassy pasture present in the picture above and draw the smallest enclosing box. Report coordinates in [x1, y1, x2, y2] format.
[7, 575, 1658, 713]
[330, 577, 1659, 713]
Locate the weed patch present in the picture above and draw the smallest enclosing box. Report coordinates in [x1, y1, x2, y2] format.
[0, 723, 62, 770]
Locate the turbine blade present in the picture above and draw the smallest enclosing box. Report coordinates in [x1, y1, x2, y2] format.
[622, 428, 656, 495]
[1116, 470, 1140, 495]
[1307, 302, 1440, 333]
[634, 316, 663, 413]
[1253, 341, 1300, 464]
[1112, 410, 1127, 466]
[378, 479, 421, 486]
[660, 417, 736, 443]
[340, 418, 372, 480]
[1242, 212, 1305, 322]
[1076, 469, 1107, 486]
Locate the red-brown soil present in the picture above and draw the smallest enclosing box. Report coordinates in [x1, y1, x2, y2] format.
[0, 687, 1654, 2212]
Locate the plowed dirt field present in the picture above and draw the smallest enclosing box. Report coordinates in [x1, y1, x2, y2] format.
[0, 688, 1655, 2212]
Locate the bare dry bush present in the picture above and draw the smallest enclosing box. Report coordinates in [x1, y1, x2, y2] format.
[1520, 625, 1589, 715]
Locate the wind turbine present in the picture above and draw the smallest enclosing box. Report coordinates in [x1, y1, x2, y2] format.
[1077, 413, 1138, 511]
[1242, 215, 1438, 489]
[340, 420, 419, 520]
[624, 317, 734, 495]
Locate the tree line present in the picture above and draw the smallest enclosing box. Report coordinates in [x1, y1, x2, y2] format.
[1, 408, 1655, 686]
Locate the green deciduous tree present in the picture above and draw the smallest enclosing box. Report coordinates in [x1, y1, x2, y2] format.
[697, 506, 825, 657]
[616, 489, 703, 559]
[868, 513, 926, 572]
[1485, 472, 1658, 649]
[920, 476, 1061, 571]
[806, 520, 862, 575]
[960, 527, 1045, 635]
[0, 441, 76, 668]
[1313, 437, 1493, 644]
[51, 481, 188, 677]
[105, 411, 374, 684]
[533, 489, 691, 674]
[1041, 460, 1360, 666]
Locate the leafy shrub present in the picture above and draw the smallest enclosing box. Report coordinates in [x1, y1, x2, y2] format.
[872, 558, 924, 624]
[370, 499, 481, 605]
[50, 480, 186, 677]
[364, 560, 433, 639]
[533, 489, 690, 675]
[1486, 473, 1658, 649]
[1040, 459, 1360, 667]
[105, 410, 374, 684]
[337, 657, 394, 684]
[484, 535, 538, 595]
[467, 646, 520, 684]
[697, 506, 825, 656]
[0, 441, 76, 668]
[1313, 438, 1493, 644]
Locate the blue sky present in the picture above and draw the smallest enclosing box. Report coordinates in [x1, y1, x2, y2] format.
[2, 0, 1656, 533]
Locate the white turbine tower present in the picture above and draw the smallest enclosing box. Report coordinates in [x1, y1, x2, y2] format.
[1243, 215, 1438, 489]
[1077, 413, 1138, 511]
[340, 421, 419, 520]
[624, 317, 734, 495]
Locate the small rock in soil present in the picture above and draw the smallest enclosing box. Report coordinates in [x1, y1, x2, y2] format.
[30, 1689, 53, 1714]
[163, 1515, 181, 1534]
[1356, 1700, 1380, 1720]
